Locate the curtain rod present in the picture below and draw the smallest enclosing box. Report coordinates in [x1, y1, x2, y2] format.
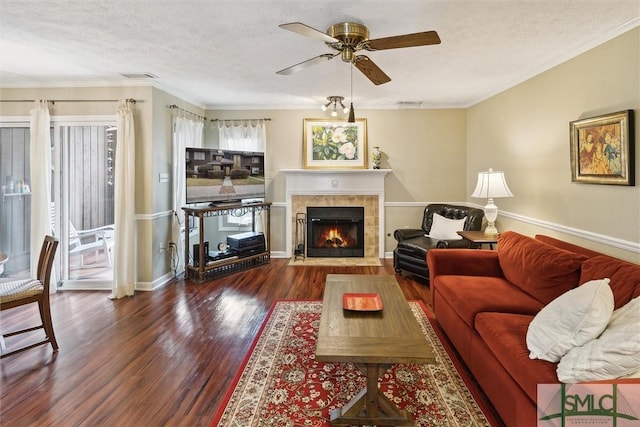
[0, 98, 137, 104]
[168, 104, 206, 120]
[211, 118, 271, 122]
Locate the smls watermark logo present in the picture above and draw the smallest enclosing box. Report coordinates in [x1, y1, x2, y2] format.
[538, 383, 640, 426]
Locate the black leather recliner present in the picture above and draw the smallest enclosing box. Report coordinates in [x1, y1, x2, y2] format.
[393, 203, 485, 280]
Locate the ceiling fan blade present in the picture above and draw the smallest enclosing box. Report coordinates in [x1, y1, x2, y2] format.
[366, 30, 441, 50]
[354, 55, 391, 85]
[276, 53, 336, 75]
[279, 22, 339, 43]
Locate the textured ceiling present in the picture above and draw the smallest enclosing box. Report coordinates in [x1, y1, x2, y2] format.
[1, 1, 639, 109]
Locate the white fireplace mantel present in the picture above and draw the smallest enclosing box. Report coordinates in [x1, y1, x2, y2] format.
[281, 169, 391, 258]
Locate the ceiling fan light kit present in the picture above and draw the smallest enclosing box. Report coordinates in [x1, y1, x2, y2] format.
[277, 21, 441, 86]
[279, 20, 440, 124]
[321, 96, 348, 117]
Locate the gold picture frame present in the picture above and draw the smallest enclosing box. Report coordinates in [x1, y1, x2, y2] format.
[303, 118, 367, 169]
[570, 110, 635, 186]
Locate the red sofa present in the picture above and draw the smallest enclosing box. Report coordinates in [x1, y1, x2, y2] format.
[427, 231, 640, 427]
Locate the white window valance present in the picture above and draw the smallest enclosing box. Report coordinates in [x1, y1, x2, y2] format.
[217, 119, 266, 152]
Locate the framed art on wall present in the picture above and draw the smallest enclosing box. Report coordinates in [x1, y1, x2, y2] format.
[570, 110, 635, 186]
[303, 118, 367, 169]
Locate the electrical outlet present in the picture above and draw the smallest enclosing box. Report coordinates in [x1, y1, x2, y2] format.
[157, 243, 166, 253]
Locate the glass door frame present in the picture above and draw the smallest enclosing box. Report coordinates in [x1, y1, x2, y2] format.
[0, 118, 31, 278]
[52, 115, 116, 290]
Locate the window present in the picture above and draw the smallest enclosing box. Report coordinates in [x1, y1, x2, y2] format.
[0, 124, 33, 276]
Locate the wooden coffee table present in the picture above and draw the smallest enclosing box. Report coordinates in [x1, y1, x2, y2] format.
[317, 274, 435, 426]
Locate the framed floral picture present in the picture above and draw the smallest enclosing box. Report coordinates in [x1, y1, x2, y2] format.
[570, 110, 635, 186]
[303, 118, 367, 168]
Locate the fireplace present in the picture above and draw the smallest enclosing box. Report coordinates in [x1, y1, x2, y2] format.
[282, 169, 391, 259]
[307, 206, 365, 257]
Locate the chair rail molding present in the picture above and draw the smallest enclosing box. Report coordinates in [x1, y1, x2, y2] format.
[467, 203, 640, 255]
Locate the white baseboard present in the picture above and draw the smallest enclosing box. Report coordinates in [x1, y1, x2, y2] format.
[136, 271, 175, 291]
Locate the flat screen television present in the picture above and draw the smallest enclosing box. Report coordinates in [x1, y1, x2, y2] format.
[185, 147, 265, 204]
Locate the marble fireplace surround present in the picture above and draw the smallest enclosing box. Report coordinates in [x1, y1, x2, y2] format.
[281, 169, 391, 259]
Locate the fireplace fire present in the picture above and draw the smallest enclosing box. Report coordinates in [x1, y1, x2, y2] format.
[316, 225, 354, 248]
[307, 206, 364, 257]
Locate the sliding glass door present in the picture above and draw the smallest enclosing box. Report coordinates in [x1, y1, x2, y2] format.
[53, 119, 116, 289]
[0, 117, 115, 289]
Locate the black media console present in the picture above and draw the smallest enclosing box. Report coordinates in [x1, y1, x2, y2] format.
[183, 202, 271, 282]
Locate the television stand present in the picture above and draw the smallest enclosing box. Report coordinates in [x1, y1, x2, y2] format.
[183, 201, 271, 282]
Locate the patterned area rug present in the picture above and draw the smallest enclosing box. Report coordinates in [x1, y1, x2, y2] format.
[211, 300, 500, 426]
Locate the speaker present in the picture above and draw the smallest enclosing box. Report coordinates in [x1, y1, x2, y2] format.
[193, 241, 209, 266]
[226, 231, 265, 249]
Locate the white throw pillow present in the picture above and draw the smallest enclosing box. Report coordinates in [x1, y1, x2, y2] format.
[624, 366, 640, 379]
[557, 296, 640, 382]
[526, 278, 613, 363]
[427, 213, 466, 240]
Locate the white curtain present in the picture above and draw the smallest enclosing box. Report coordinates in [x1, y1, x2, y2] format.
[217, 119, 266, 152]
[257, 209, 267, 250]
[110, 100, 136, 299]
[29, 100, 55, 289]
[217, 119, 267, 228]
[172, 115, 204, 275]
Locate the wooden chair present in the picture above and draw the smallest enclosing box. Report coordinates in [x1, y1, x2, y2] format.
[0, 236, 60, 358]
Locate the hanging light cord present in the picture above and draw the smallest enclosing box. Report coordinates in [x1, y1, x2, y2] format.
[348, 61, 356, 123]
[350, 62, 353, 104]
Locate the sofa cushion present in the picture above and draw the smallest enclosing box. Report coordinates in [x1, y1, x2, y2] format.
[475, 312, 559, 402]
[534, 234, 604, 258]
[433, 275, 543, 329]
[498, 231, 587, 304]
[526, 278, 614, 362]
[427, 213, 465, 240]
[557, 296, 640, 382]
[579, 255, 640, 309]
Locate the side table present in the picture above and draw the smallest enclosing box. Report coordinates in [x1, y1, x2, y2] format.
[457, 230, 499, 249]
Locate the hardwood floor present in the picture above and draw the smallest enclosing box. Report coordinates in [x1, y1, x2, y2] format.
[0, 258, 433, 426]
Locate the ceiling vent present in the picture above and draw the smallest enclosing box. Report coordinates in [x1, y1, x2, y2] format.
[397, 101, 423, 109]
[120, 72, 157, 79]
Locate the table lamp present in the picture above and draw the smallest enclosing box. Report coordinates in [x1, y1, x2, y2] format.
[470, 169, 513, 236]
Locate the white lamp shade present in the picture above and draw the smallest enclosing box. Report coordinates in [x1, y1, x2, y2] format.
[471, 169, 514, 199]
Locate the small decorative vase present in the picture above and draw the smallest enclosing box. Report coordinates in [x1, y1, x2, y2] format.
[372, 146, 382, 169]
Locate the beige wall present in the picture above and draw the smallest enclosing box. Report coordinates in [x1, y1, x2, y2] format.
[1, 25, 638, 288]
[205, 108, 468, 254]
[467, 27, 640, 262]
[147, 88, 205, 283]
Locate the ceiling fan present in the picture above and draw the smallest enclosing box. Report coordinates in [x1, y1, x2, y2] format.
[276, 22, 441, 85]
